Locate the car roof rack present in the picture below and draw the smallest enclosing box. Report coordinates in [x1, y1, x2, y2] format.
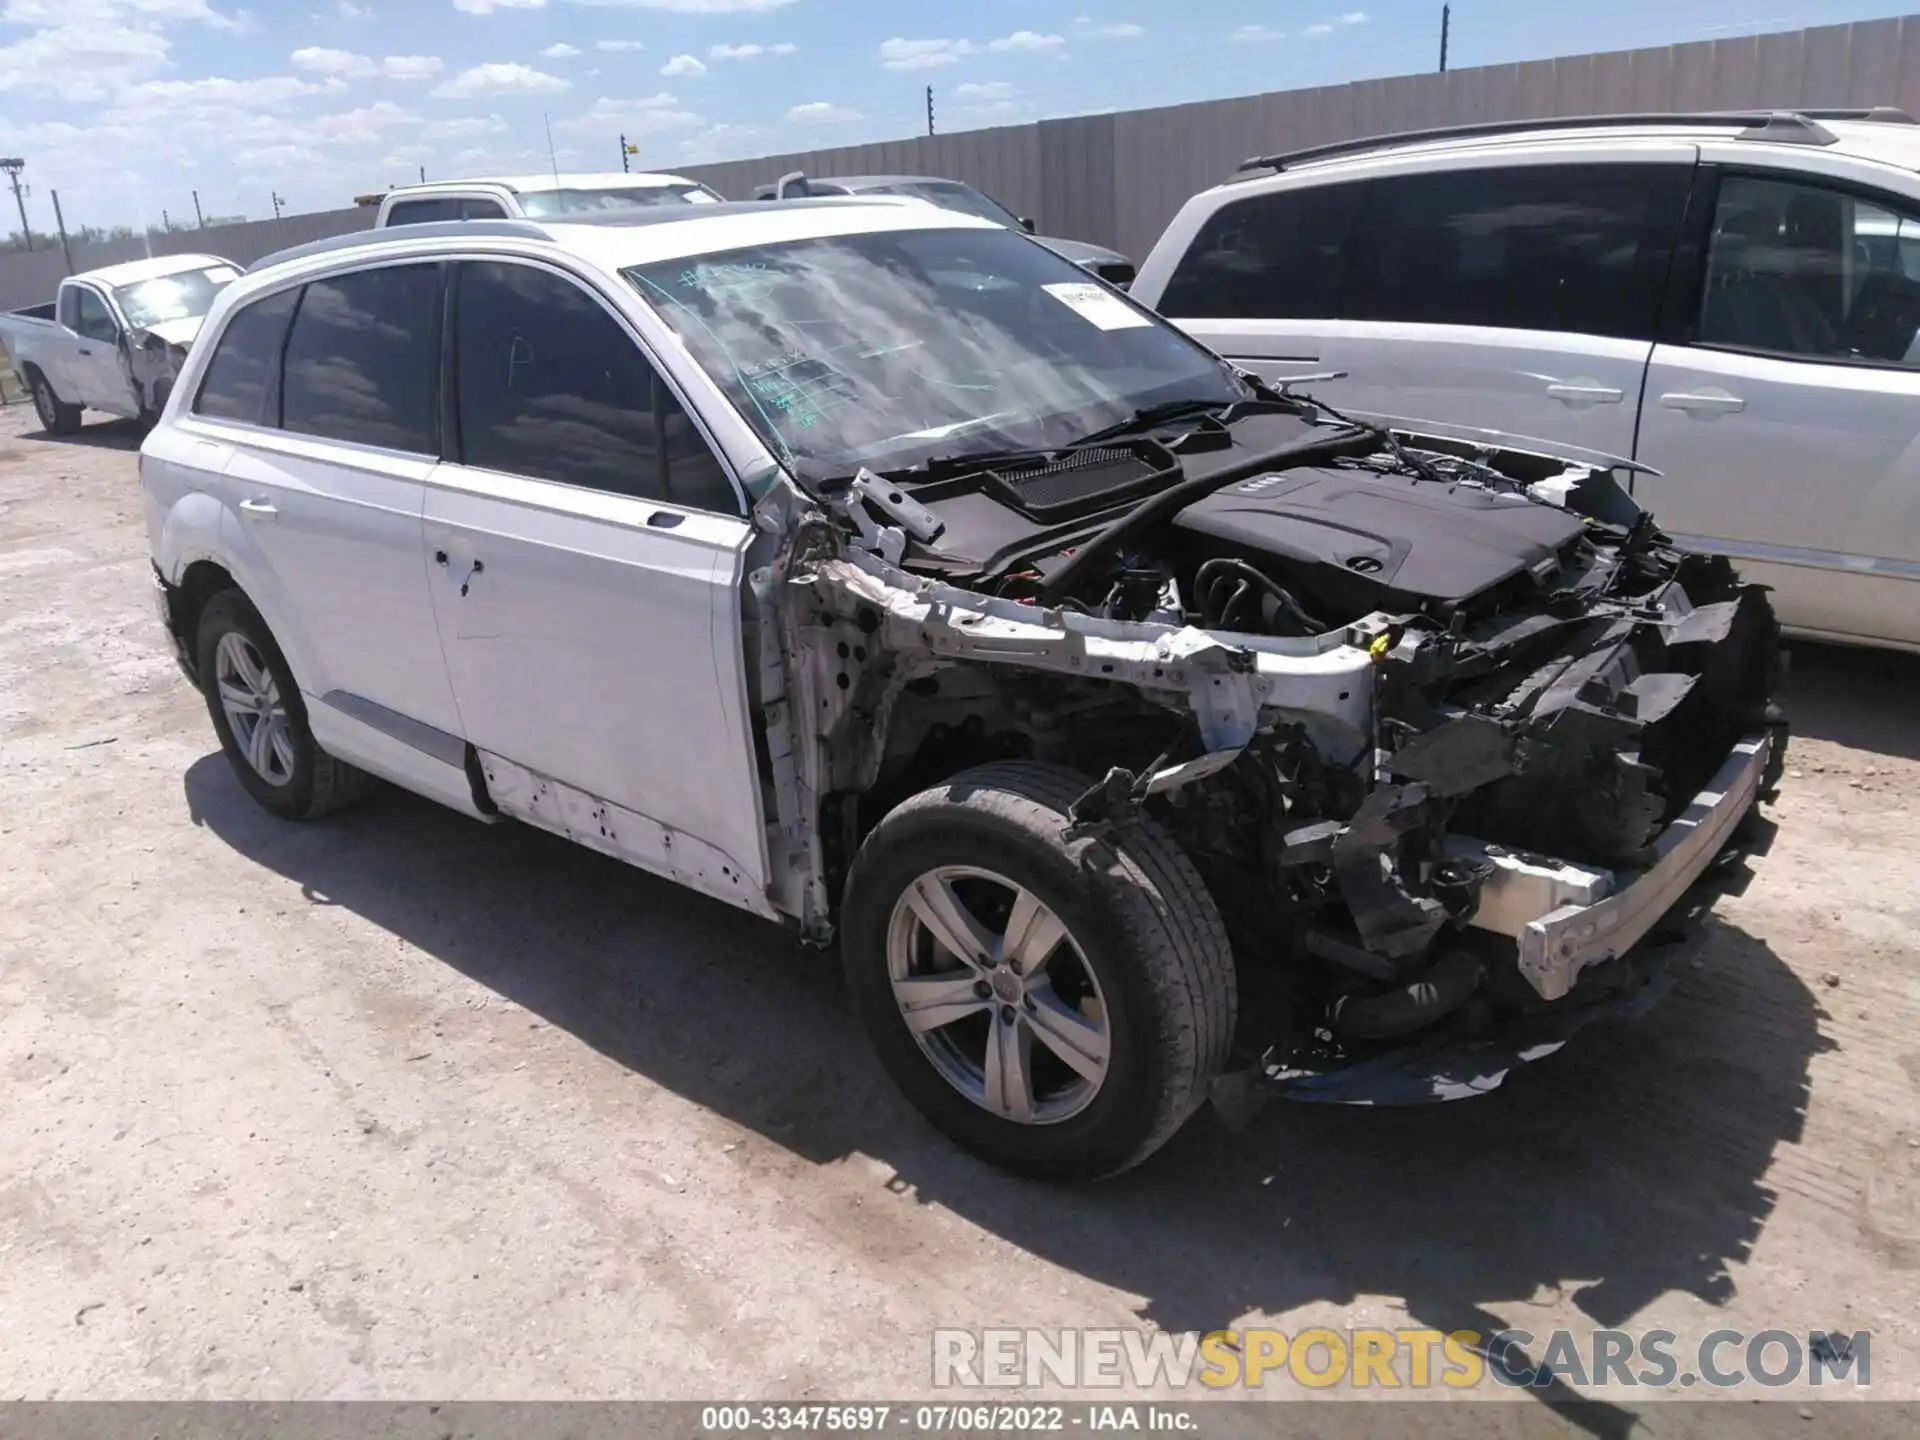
[1232, 107, 1920, 177]
[248, 220, 552, 272]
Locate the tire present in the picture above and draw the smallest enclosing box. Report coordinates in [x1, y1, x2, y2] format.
[841, 760, 1235, 1180]
[29, 371, 82, 435]
[194, 588, 377, 820]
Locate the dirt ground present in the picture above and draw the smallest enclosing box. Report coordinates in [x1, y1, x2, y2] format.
[2, 400, 1917, 1426]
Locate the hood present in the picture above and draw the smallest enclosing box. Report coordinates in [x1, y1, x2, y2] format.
[1030, 234, 1131, 269]
[135, 316, 205, 349]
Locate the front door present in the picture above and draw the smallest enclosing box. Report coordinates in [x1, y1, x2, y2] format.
[67, 286, 138, 414]
[1634, 168, 1920, 648]
[424, 258, 770, 910]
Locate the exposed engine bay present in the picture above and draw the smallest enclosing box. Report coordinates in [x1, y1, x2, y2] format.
[755, 399, 1786, 1102]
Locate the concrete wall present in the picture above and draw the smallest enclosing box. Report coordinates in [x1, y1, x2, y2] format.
[1, 207, 373, 313]
[6, 12, 1920, 313]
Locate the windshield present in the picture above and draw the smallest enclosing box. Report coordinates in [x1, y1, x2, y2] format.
[624, 228, 1245, 483]
[113, 265, 239, 330]
[518, 184, 719, 216]
[875, 181, 1023, 229]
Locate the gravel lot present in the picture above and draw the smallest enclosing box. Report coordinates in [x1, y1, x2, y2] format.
[2, 401, 1917, 1424]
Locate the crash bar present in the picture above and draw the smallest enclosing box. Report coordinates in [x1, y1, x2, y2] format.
[1233, 108, 1919, 176]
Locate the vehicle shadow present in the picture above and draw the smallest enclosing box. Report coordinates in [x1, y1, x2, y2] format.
[1781, 639, 1920, 762]
[185, 757, 1829, 1435]
[19, 418, 146, 451]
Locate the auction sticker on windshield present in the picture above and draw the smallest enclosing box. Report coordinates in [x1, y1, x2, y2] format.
[1042, 282, 1151, 331]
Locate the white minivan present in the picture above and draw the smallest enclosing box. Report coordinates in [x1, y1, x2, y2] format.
[1131, 108, 1920, 653]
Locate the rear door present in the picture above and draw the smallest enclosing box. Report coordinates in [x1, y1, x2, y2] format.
[210, 264, 466, 741]
[1634, 159, 1920, 648]
[423, 257, 771, 910]
[1155, 149, 1697, 461]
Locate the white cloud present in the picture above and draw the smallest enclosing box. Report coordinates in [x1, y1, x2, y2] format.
[953, 81, 1015, 101]
[337, 1, 372, 16]
[420, 113, 507, 140]
[987, 30, 1065, 53]
[563, 0, 795, 11]
[878, 37, 975, 71]
[555, 92, 700, 137]
[1071, 17, 1145, 39]
[1, 0, 237, 22]
[450, 0, 545, 13]
[1303, 23, 1332, 35]
[1303, 15, 1366, 37]
[432, 62, 569, 97]
[0, 23, 171, 101]
[1339, 11, 1368, 23]
[709, 41, 796, 59]
[542, 42, 581, 58]
[660, 53, 705, 76]
[594, 39, 645, 50]
[785, 100, 858, 124]
[291, 48, 444, 80]
[1231, 24, 1285, 42]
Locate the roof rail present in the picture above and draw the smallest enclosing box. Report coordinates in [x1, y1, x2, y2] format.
[246, 219, 552, 272]
[1231, 108, 1917, 177]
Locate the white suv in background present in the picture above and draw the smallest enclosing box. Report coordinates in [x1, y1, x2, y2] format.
[1131, 108, 1920, 653]
[373, 170, 724, 226]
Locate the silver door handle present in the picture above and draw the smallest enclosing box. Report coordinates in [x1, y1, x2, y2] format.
[237, 498, 277, 520]
[1660, 391, 1745, 414]
[1545, 383, 1623, 402]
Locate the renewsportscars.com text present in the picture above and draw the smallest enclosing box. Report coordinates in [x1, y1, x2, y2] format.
[932, 1327, 1872, 1391]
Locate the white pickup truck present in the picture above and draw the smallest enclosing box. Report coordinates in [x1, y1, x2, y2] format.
[1, 253, 239, 433]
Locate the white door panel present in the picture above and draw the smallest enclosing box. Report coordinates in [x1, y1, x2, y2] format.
[221, 435, 464, 736]
[1634, 346, 1920, 645]
[1176, 318, 1648, 461]
[424, 469, 770, 908]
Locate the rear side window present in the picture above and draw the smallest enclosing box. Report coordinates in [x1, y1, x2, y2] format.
[281, 264, 441, 453]
[384, 198, 454, 226]
[455, 260, 735, 509]
[458, 197, 508, 219]
[1157, 182, 1365, 319]
[193, 288, 299, 424]
[1346, 164, 1691, 339]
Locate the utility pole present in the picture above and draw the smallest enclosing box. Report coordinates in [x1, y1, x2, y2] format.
[162, 208, 172, 232]
[926, 84, 935, 137]
[271, 190, 285, 219]
[1, 158, 31, 251]
[418, 165, 426, 183]
[620, 133, 630, 172]
[1439, 4, 1450, 72]
[49, 188, 73, 275]
[192, 189, 205, 228]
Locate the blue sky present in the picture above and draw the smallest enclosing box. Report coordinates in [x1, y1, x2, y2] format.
[0, 1, 1909, 231]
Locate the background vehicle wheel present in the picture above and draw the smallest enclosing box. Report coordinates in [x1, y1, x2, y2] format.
[841, 760, 1236, 1180]
[194, 588, 377, 820]
[29, 372, 82, 435]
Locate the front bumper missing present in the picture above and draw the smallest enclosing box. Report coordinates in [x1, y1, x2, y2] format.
[1212, 730, 1775, 1111]
[1451, 732, 1774, 1001]
[152, 565, 196, 684]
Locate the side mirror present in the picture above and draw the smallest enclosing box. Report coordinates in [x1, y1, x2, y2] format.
[1018, 216, 1036, 234]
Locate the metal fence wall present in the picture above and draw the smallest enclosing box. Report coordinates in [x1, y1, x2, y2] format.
[6, 13, 1920, 312]
[0, 207, 372, 312]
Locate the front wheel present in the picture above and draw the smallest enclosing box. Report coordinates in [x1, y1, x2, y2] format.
[840, 761, 1236, 1180]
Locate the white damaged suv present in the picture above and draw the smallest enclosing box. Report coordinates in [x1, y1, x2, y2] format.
[140, 198, 1787, 1179]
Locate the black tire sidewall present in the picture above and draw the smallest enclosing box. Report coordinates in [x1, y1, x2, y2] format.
[32, 377, 58, 432]
[842, 784, 1179, 1180]
[195, 590, 322, 818]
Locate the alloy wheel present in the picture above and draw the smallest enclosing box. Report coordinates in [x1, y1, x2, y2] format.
[214, 630, 294, 787]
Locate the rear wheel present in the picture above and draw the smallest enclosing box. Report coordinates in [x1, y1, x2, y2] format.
[841, 761, 1235, 1180]
[29, 372, 81, 435]
[194, 588, 376, 820]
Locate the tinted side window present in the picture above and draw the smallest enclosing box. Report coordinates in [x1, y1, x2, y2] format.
[1157, 182, 1364, 319]
[194, 288, 300, 424]
[281, 265, 441, 452]
[454, 261, 671, 500]
[458, 198, 508, 219]
[75, 288, 119, 342]
[1345, 164, 1691, 339]
[385, 198, 453, 226]
[1698, 174, 1920, 366]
